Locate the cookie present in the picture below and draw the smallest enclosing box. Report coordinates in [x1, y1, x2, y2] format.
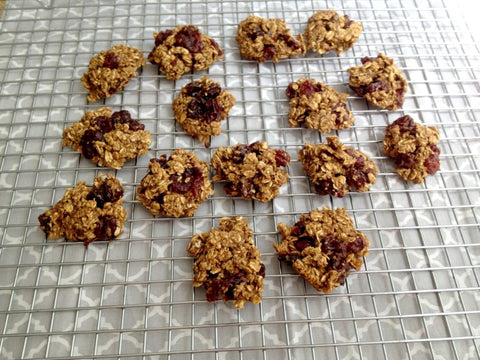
[305, 10, 363, 55]
[148, 25, 223, 80]
[236, 15, 306, 62]
[81, 45, 145, 102]
[299, 136, 378, 198]
[172, 77, 235, 148]
[38, 174, 127, 247]
[211, 142, 290, 202]
[286, 78, 355, 133]
[187, 216, 265, 309]
[383, 115, 441, 184]
[63, 107, 151, 169]
[136, 149, 214, 218]
[274, 207, 370, 293]
[347, 53, 408, 110]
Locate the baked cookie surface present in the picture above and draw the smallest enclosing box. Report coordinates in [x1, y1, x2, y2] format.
[187, 216, 265, 309]
[383, 115, 440, 184]
[275, 207, 370, 293]
[136, 149, 214, 218]
[348, 53, 408, 110]
[236, 15, 306, 62]
[38, 174, 127, 247]
[211, 141, 290, 202]
[286, 78, 355, 133]
[81, 45, 145, 102]
[305, 10, 363, 55]
[148, 25, 223, 80]
[172, 77, 235, 147]
[63, 107, 151, 169]
[299, 136, 378, 198]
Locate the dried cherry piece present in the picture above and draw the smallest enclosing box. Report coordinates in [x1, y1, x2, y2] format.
[127, 119, 145, 131]
[366, 80, 389, 94]
[343, 16, 354, 29]
[169, 166, 204, 197]
[361, 56, 374, 64]
[155, 30, 173, 46]
[263, 45, 276, 60]
[210, 39, 223, 56]
[285, 83, 297, 99]
[185, 81, 204, 97]
[395, 153, 416, 169]
[103, 52, 120, 69]
[299, 81, 322, 97]
[87, 181, 124, 209]
[249, 27, 265, 40]
[224, 271, 248, 300]
[390, 115, 416, 134]
[347, 237, 365, 253]
[294, 236, 316, 251]
[290, 221, 306, 236]
[274, 150, 290, 167]
[206, 280, 221, 302]
[424, 147, 440, 175]
[80, 129, 104, 159]
[175, 26, 204, 53]
[278, 34, 301, 50]
[38, 213, 52, 235]
[257, 263, 266, 278]
[150, 155, 168, 170]
[111, 110, 131, 125]
[94, 214, 117, 240]
[96, 116, 115, 134]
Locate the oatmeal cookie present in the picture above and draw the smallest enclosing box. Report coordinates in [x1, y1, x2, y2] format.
[38, 174, 127, 247]
[187, 216, 265, 309]
[136, 149, 214, 218]
[148, 25, 223, 80]
[63, 107, 151, 169]
[211, 142, 290, 202]
[286, 78, 355, 133]
[348, 53, 408, 110]
[305, 10, 363, 55]
[236, 15, 306, 62]
[172, 77, 235, 148]
[299, 136, 378, 198]
[81, 45, 145, 102]
[275, 207, 370, 293]
[383, 115, 440, 184]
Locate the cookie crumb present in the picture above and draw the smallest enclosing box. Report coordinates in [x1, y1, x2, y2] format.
[187, 216, 265, 309]
[286, 78, 355, 133]
[275, 207, 370, 293]
[383, 115, 440, 183]
[81, 45, 145, 102]
[299, 136, 378, 197]
[348, 53, 408, 110]
[38, 174, 127, 247]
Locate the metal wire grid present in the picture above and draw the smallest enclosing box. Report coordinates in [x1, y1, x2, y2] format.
[0, 0, 479, 359]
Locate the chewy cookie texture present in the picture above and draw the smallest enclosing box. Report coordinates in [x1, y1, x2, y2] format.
[348, 53, 408, 110]
[286, 78, 355, 133]
[236, 15, 306, 62]
[275, 207, 370, 293]
[383, 115, 441, 184]
[136, 149, 214, 218]
[148, 25, 223, 80]
[172, 77, 235, 148]
[211, 142, 291, 202]
[38, 174, 127, 247]
[62, 107, 151, 169]
[305, 10, 363, 55]
[187, 216, 265, 309]
[81, 45, 145, 102]
[300, 136, 378, 198]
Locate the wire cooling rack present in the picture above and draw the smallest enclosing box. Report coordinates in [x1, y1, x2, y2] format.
[1, 0, 480, 359]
